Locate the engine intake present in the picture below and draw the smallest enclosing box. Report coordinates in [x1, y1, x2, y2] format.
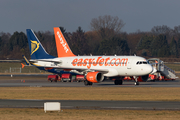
[86, 72, 104, 83]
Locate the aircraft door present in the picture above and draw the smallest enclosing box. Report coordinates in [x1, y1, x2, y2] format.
[127, 59, 132, 69]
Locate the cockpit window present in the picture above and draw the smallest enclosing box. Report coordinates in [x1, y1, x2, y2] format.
[136, 61, 148, 65]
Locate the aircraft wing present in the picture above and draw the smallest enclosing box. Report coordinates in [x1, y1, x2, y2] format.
[89, 68, 109, 74]
[61, 67, 109, 75]
[30, 59, 109, 72]
[29, 59, 110, 74]
[30, 59, 62, 63]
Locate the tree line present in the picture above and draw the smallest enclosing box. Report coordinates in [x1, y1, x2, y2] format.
[0, 15, 180, 60]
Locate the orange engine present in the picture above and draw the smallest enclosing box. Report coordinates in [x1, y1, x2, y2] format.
[86, 72, 104, 83]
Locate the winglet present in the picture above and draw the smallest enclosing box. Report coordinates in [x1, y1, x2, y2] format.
[21, 63, 25, 68]
[54, 27, 76, 57]
[22, 55, 31, 65]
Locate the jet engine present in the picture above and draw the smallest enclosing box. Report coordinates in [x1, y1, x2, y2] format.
[137, 75, 149, 82]
[86, 72, 104, 83]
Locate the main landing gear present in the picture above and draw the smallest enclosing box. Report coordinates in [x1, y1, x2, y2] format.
[114, 80, 123, 85]
[84, 80, 93, 86]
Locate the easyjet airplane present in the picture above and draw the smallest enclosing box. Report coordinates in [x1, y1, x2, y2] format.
[25, 28, 155, 86]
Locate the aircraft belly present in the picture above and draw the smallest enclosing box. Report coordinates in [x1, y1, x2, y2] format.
[116, 67, 133, 76]
[103, 68, 118, 77]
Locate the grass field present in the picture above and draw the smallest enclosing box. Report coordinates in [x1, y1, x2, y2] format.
[0, 87, 180, 101]
[0, 62, 48, 73]
[165, 63, 180, 71]
[0, 108, 180, 120]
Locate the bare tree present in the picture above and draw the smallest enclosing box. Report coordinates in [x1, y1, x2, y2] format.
[151, 25, 172, 35]
[173, 25, 180, 38]
[90, 15, 125, 38]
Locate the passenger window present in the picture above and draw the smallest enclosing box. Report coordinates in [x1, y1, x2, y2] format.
[136, 62, 139, 64]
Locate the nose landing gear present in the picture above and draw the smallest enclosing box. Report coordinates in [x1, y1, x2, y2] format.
[134, 76, 139, 86]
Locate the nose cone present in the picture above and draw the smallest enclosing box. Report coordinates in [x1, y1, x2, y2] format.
[146, 65, 153, 74]
[137, 64, 153, 76]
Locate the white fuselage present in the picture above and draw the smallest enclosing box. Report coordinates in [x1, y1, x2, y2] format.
[31, 56, 153, 77]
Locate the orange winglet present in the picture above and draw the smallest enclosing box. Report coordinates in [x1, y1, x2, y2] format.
[21, 63, 25, 68]
[54, 27, 76, 57]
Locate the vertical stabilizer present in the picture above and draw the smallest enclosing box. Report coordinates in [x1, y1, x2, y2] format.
[26, 29, 55, 59]
[54, 27, 76, 57]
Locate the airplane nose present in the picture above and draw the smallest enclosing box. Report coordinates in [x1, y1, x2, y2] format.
[141, 65, 153, 74]
[138, 65, 153, 76]
[146, 65, 153, 74]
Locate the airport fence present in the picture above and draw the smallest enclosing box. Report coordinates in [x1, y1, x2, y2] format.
[0, 62, 49, 74]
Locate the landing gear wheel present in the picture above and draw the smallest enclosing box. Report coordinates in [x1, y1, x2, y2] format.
[84, 80, 88, 86]
[89, 82, 93, 85]
[114, 80, 123, 85]
[84, 80, 93, 86]
[134, 82, 139, 86]
[114, 80, 119, 85]
[119, 80, 123, 85]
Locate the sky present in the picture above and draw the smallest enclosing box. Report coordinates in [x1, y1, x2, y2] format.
[1, 0, 180, 34]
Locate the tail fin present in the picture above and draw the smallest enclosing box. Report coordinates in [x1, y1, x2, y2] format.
[54, 27, 76, 57]
[26, 29, 55, 59]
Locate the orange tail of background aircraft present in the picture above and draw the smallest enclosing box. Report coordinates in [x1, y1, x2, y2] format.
[54, 27, 76, 57]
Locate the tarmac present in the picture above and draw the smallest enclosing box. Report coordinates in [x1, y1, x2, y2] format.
[0, 99, 180, 110]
